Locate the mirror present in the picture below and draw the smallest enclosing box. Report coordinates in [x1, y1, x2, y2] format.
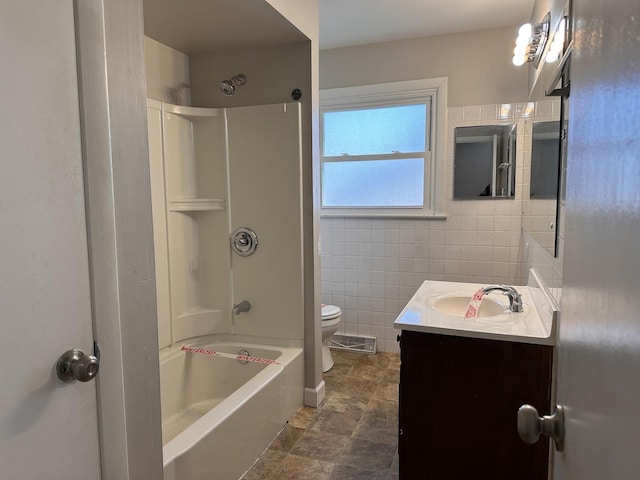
[530, 121, 560, 198]
[521, 99, 561, 255]
[453, 124, 517, 199]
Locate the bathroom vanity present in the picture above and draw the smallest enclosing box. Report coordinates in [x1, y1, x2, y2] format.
[394, 274, 557, 479]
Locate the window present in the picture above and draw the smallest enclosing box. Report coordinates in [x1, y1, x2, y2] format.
[320, 78, 447, 217]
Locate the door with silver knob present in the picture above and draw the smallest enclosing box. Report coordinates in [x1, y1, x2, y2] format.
[517, 404, 565, 452]
[0, 2, 102, 477]
[57, 349, 100, 383]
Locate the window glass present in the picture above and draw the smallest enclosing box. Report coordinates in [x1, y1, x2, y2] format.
[319, 78, 447, 217]
[322, 158, 424, 207]
[323, 104, 427, 157]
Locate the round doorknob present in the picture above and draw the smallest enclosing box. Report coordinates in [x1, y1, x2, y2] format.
[56, 349, 100, 383]
[517, 404, 565, 452]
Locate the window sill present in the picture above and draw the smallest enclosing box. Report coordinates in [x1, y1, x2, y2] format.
[320, 211, 447, 220]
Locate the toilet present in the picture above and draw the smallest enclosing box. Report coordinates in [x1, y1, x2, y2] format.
[321, 304, 342, 372]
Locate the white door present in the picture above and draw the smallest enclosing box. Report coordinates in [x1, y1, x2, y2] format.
[0, 2, 102, 478]
[553, 0, 640, 478]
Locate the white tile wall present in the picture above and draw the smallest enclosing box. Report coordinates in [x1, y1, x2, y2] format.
[520, 98, 564, 305]
[321, 102, 533, 353]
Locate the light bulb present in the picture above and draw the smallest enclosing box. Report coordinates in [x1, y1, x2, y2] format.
[557, 19, 566, 36]
[518, 23, 532, 38]
[546, 50, 560, 63]
[516, 34, 530, 47]
[514, 45, 528, 57]
[554, 35, 565, 49]
[512, 55, 526, 66]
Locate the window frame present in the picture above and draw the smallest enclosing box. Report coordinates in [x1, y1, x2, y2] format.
[320, 78, 447, 218]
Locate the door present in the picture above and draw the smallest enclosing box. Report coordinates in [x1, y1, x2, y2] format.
[553, 0, 640, 478]
[0, 2, 102, 478]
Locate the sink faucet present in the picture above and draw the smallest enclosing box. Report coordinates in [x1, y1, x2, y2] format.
[232, 300, 251, 315]
[481, 285, 523, 313]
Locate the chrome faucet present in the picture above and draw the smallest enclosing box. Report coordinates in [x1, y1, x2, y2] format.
[481, 285, 523, 313]
[232, 300, 251, 315]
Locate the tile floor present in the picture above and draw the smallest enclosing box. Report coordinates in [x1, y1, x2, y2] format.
[241, 349, 400, 479]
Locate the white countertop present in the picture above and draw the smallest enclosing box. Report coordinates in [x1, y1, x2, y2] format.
[394, 272, 558, 345]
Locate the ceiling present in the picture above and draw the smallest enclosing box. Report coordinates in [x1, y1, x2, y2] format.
[320, 0, 534, 50]
[143, 0, 307, 55]
[143, 0, 534, 54]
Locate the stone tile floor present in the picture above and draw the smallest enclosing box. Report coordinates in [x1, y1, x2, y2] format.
[241, 349, 400, 480]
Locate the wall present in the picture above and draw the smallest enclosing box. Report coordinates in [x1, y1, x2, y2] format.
[188, 3, 324, 405]
[319, 29, 535, 353]
[520, 98, 564, 303]
[321, 101, 532, 353]
[144, 36, 191, 104]
[189, 43, 310, 108]
[320, 26, 528, 107]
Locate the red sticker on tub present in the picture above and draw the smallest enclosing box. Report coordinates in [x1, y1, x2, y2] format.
[180, 345, 281, 365]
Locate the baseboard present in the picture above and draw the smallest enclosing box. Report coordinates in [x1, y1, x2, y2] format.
[304, 380, 325, 408]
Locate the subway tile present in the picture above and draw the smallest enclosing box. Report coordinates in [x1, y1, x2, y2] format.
[371, 297, 385, 313]
[398, 243, 415, 258]
[398, 229, 414, 243]
[480, 104, 498, 121]
[448, 106, 464, 122]
[384, 257, 400, 272]
[357, 218, 372, 229]
[371, 270, 385, 285]
[384, 244, 400, 257]
[384, 229, 399, 243]
[344, 256, 359, 270]
[358, 297, 372, 312]
[429, 229, 445, 245]
[358, 256, 372, 270]
[385, 271, 400, 286]
[345, 295, 358, 309]
[371, 229, 385, 243]
[332, 228, 345, 242]
[397, 219, 416, 230]
[463, 105, 482, 121]
[371, 284, 385, 299]
[371, 243, 385, 257]
[414, 244, 428, 258]
[345, 270, 358, 283]
[429, 245, 445, 260]
[357, 284, 371, 297]
[357, 324, 372, 337]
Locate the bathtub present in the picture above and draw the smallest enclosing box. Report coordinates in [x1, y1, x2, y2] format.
[160, 335, 304, 480]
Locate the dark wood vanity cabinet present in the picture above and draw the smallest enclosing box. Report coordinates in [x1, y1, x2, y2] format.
[398, 330, 553, 480]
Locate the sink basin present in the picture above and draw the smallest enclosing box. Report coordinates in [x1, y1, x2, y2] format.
[394, 272, 558, 345]
[426, 293, 509, 318]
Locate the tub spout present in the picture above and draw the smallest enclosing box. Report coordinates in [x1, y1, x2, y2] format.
[233, 301, 251, 315]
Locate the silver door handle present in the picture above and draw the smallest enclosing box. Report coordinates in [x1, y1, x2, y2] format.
[56, 348, 100, 382]
[517, 404, 565, 451]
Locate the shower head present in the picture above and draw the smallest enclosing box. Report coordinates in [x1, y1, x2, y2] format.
[219, 74, 247, 96]
[220, 80, 235, 96]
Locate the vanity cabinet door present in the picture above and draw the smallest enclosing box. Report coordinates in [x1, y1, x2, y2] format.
[398, 331, 553, 480]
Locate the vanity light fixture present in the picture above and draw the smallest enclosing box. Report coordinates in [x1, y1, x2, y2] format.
[545, 17, 567, 64]
[512, 12, 550, 67]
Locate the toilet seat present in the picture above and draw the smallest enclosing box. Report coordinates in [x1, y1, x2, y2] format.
[321, 304, 342, 321]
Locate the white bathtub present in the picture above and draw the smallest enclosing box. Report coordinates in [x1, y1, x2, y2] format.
[160, 335, 304, 480]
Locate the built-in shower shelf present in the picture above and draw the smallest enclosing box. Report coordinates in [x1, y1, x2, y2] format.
[163, 103, 222, 119]
[168, 198, 226, 212]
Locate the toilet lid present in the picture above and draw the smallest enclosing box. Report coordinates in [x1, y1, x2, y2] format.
[321, 304, 342, 320]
